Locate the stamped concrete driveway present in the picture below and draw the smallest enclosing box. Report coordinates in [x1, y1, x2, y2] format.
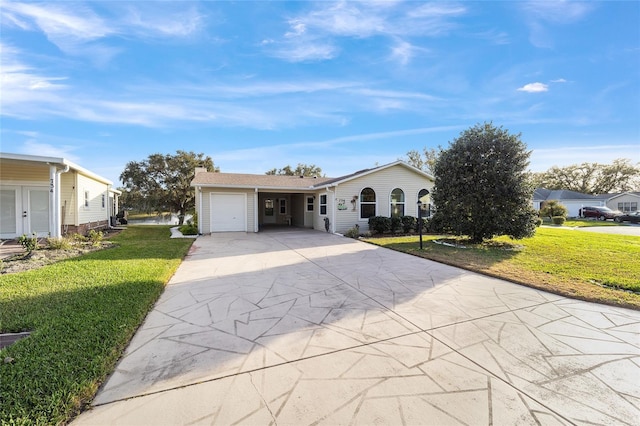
[74, 230, 640, 425]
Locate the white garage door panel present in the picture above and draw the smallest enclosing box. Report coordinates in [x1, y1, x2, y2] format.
[211, 194, 246, 232]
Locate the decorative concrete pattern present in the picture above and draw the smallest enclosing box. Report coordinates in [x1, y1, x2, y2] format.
[75, 230, 640, 425]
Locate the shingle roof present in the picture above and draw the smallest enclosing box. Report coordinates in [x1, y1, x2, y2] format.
[533, 188, 598, 201]
[191, 172, 333, 189]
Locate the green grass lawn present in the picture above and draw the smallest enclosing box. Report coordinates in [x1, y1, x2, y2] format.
[542, 217, 622, 227]
[364, 227, 640, 309]
[0, 226, 193, 425]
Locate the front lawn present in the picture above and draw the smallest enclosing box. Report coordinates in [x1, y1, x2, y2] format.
[364, 227, 640, 309]
[542, 218, 622, 227]
[0, 226, 193, 425]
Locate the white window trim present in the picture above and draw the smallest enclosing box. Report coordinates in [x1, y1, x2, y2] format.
[319, 193, 328, 216]
[389, 188, 405, 218]
[359, 187, 377, 221]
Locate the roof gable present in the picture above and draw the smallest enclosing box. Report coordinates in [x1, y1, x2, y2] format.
[192, 161, 433, 190]
[533, 188, 598, 201]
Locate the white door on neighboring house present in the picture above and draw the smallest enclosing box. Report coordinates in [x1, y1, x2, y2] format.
[0, 187, 20, 239]
[0, 186, 50, 238]
[25, 188, 50, 237]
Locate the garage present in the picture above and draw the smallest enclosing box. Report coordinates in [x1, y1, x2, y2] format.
[210, 193, 246, 232]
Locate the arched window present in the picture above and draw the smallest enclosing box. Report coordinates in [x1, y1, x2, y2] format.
[390, 188, 405, 217]
[418, 189, 430, 216]
[360, 187, 376, 219]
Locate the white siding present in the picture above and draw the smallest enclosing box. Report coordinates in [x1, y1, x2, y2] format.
[330, 165, 434, 234]
[77, 173, 109, 224]
[607, 194, 640, 212]
[199, 188, 256, 233]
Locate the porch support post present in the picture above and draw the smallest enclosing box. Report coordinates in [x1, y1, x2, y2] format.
[254, 188, 259, 232]
[49, 165, 62, 238]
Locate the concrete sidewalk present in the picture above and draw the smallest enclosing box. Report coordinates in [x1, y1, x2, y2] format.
[74, 230, 640, 425]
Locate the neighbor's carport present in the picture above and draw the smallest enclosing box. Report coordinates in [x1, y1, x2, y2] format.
[74, 229, 640, 425]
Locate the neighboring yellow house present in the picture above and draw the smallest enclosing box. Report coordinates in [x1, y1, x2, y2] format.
[0, 153, 120, 239]
[192, 161, 435, 235]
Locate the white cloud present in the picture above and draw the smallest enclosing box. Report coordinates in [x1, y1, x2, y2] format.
[550, 78, 567, 83]
[19, 140, 81, 162]
[523, 1, 594, 24]
[1, 2, 113, 53]
[517, 82, 549, 93]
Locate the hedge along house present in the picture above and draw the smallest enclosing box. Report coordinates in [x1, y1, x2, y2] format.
[0, 152, 121, 239]
[192, 161, 435, 235]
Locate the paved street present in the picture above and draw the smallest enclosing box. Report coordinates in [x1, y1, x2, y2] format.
[74, 230, 640, 425]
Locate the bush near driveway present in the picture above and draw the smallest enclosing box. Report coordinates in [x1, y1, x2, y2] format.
[364, 227, 640, 309]
[0, 226, 194, 425]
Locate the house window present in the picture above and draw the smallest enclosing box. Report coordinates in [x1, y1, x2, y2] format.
[390, 188, 404, 217]
[320, 194, 327, 215]
[307, 196, 314, 211]
[101, 194, 106, 209]
[618, 202, 638, 212]
[84, 190, 90, 208]
[360, 187, 376, 219]
[279, 198, 287, 214]
[418, 188, 431, 216]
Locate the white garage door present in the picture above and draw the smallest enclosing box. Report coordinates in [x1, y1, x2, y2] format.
[210, 193, 247, 232]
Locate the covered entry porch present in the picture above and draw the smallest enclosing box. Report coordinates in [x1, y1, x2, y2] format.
[257, 192, 316, 230]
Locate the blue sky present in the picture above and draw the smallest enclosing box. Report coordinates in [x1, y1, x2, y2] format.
[1, 0, 638, 185]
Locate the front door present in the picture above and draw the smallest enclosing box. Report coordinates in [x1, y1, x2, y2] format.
[263, 198, 276, 224]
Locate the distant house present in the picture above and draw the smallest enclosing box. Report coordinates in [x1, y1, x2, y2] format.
[532, 188, 603, 217]
[0, 153, 120, 239]
[192, 161, 434, 234]
[594, 192, 640, 213]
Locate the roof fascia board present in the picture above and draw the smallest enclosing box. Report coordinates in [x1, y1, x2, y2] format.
[313, 161, 434, 189]
[192, 183, 318, 191]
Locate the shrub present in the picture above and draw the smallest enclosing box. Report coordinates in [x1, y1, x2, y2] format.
[46, 237, 72, 250]
[540, 200, 568, 220]
[179, 224, 199, 235]
[87, 229, 104, 246]
[535, 217, 543, 227]
[344, 225, 360, 239]
[552, 216, 566, 225]
[400, 216, 417, 233]
[390, 216, 402, 234]
[368, 216, 390, 234]
[71, 233, 88, 243]
[17, 234, 38, 253]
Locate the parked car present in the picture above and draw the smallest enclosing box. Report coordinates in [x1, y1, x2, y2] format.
[579, 206, 623, 221]
[614, 211, 640, 224]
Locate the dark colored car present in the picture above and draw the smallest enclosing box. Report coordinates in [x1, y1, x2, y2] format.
[579, 206, 623, 221]
[614, 211, 640, 223]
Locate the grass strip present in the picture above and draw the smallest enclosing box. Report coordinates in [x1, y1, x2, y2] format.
[364, 227, 640, 309]
[0, 226, 193, 425]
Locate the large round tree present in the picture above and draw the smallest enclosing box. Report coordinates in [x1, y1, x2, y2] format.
[431, 122, 537, 243]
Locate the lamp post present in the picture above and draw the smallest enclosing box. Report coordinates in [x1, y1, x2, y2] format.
[417, 200, 423, 250]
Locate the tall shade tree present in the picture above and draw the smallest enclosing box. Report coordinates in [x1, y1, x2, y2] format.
[530, 159, 640, 194]
[119, 151, 218, 224]
[431, 122, 538, 243]
[404, 147, 439, 174]
[266, 163, 323, 177]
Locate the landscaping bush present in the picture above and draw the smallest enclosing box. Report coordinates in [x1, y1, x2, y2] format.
[552, 216, 566, 225]
[87, 229, 103, 246]
[344, 225, 360, 239]
[390, 216, 402, 234]
[17, 234, 38, 253]
[179, 224, 199, 235]
[535, 217, 543, 227]
[400, 216, 417, 233]
[46, 237, 72, 250]
[368, 216, 390, 234]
